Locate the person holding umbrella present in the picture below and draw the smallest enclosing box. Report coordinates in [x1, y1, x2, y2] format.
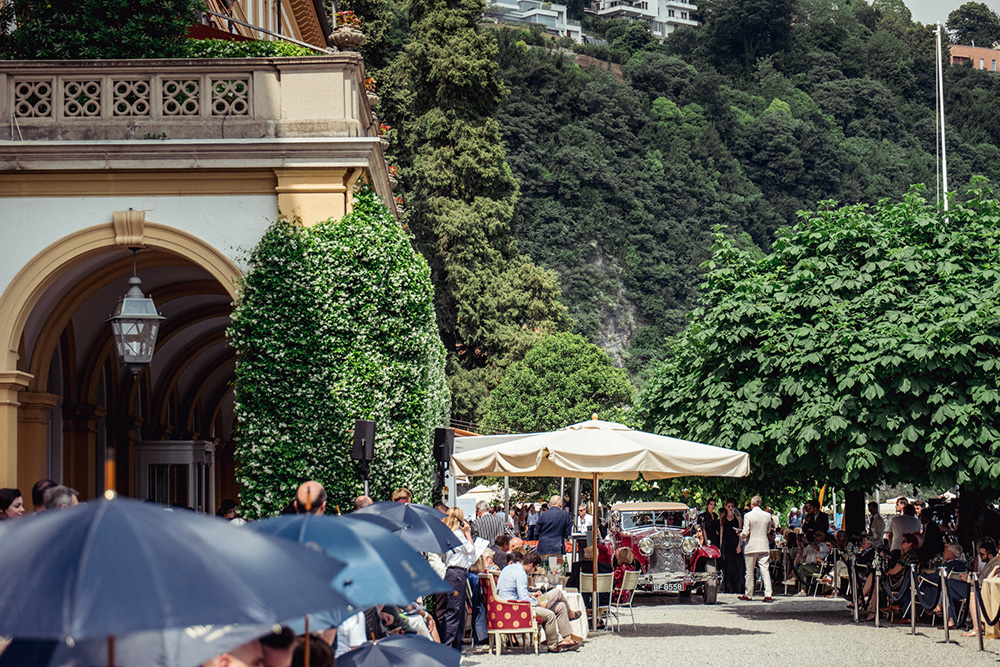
[441, 508, 476, 650]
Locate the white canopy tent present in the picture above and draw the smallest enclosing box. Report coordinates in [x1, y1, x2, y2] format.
[452, 416, 750, 630]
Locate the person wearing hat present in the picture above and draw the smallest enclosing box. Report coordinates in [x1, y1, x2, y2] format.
[219, 499, 246, 525]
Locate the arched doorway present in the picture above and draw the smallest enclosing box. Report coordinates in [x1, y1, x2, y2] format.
[0, 217, 241, 509]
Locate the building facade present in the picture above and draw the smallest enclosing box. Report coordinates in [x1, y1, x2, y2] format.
[488, 0, 584, 42]
[585, 0, 697, 40]
[0, 10, 393, 510]
[950, 44, 1000, 72]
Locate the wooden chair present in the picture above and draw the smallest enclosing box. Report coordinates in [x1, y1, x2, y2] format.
[479, 572, 541, 655]
[579, 572, 614, 627]
[610, 569, 640, 631]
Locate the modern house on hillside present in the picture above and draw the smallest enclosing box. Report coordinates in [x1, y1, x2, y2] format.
[585, 0, 697, 40]
[488, 0, 584, 42]
[0, 1, 392, 511]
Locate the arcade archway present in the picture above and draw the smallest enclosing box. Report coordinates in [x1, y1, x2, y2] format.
[0, 216, 241, 509]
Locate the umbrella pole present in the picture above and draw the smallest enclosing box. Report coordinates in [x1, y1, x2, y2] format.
[107, 635, 114, 667]
[592, 473, 598, 632]
[304, 615, 310, 667]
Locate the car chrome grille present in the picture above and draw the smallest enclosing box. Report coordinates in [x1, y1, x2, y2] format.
[647, 530, 685, 574]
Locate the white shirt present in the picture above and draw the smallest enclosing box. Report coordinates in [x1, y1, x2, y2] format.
[575, 512, 593, 532]
[803, 542, 830, 565]
[444, 528, 477, 568]
[335, 611, 366, 658]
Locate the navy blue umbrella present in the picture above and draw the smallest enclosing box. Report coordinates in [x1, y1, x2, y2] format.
[337, 634, 461, 667]
[251, 514, 450, 608]
[351, 501, 461, 553]
[0, 498, 355, 642]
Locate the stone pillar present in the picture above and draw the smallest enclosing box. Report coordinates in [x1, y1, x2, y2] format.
[17, 391, 60, 506]
[0, 371, 32, 488]
[274, 167, 364, 226]
[61, 403, 106, 500]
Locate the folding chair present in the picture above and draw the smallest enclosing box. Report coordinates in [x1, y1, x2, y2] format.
[609, 570, 640, 631]
[579, 572, 614, 627]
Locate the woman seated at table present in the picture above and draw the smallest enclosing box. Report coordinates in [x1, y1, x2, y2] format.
[612, 548, 639, 605]
[863, 533, 920, 621]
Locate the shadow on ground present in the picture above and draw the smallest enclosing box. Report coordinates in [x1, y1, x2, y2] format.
[614, 622, 770, 638]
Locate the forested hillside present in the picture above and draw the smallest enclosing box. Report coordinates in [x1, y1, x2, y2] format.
[358, 0, 1000, 419]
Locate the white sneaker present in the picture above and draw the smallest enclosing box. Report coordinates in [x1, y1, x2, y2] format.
[782, 579, 797, 586]
[795, 590, 809, 596]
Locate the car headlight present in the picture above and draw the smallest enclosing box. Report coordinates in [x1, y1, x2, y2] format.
[682, 536, 698, 555]
[638, 537, 654, 556]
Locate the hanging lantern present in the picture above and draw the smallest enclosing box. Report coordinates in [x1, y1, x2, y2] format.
[108, 253, 164, 376]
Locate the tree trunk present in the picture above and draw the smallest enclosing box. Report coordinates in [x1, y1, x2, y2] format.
[842, 488, 866, 539]
[957, 484, 989, 553]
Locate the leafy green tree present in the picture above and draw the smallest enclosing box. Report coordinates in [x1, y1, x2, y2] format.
[700, 0, 796, 70]
[229, 188, 449, 518]
[947, 2, 1000, 47]
[382, 0, 571, 423]
[638, 183, 1000, 504]
[481, 332, 634, 434]
[0, 0, 199, 59]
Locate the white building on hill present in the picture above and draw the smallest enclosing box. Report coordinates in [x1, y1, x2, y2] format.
[488, 0, 585, 42]
[587, 0, 698, 40]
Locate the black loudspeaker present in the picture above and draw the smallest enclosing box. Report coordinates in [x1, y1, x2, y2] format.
[353, 420, 376, 461]
[433, 428, 454, 465]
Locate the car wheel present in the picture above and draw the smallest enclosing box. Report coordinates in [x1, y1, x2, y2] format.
[702, 560, 718, 605]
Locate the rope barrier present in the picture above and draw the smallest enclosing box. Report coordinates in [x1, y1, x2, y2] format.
[972, 572, 1000, 627]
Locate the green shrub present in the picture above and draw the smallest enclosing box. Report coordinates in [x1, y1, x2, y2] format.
[229, 186, 449, 518]
[0, 0, 202, 59]
[182, 39, 317, 58]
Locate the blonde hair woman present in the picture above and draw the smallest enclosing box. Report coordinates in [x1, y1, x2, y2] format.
[440, 507, 476, 649]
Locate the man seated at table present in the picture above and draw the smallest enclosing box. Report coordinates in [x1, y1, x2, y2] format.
[566, 546, 614, 607]
[496, 551, 581, 653]
[796, 529, 830, 594]
[493, 535, 512, 569]
[915, 542, 967, 628]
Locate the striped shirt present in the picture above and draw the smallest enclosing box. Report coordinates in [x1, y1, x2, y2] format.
[472, 511, 510, 544]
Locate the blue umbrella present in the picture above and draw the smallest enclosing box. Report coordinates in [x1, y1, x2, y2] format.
[337, 634, 461, 667]
[251, 514, 450, 608]
[0, 498, 355, 642]
[351, 501, 461, 553]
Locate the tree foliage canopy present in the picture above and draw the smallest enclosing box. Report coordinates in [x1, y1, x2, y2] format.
[481, 332, 634, 434]
[0, 0, 199, 59]
[947, 2, 1000, 47]
[638, 182, 1000, 495]
[229, 188, 449, 518]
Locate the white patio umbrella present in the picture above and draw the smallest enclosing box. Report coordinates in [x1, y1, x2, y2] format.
[451, 416, 750, 630]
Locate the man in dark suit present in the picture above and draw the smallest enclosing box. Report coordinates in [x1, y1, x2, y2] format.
[536, 494, 573, 559]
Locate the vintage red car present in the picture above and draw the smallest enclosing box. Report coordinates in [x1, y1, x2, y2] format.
[608, 501, 719, 603]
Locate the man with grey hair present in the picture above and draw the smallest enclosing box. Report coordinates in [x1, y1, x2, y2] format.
[916, 542, 967, 627]
[536, 494, 573, 560]
[471, 499, 510, 544]
[43, 485, 79, 510]
[739, 495, 777, 602]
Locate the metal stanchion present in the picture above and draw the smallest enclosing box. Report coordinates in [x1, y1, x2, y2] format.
[910, 564, 917, 635]
[851, 558, 859, 623]
[974, 573, 984, 652]
[874, 567, 882, 628]
[938, 565, 955, 644]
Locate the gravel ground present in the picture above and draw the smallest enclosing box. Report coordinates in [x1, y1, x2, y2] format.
[460, 591, 1000, 666]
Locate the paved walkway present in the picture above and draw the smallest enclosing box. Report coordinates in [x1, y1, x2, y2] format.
[461, 592, 1000, 666]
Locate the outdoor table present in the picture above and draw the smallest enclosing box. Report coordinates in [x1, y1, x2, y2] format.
[980, 577, 1000, 639]
[562, 588, 589, 641]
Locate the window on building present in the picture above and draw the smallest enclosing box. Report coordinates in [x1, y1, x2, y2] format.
[681, 11, 687, 18]
[992, 59, 997, 71]
[980, 58, 985, 69]
[668, 8, 675, 16]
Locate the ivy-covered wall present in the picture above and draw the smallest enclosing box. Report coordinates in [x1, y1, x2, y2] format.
[229, 187, 449, 518]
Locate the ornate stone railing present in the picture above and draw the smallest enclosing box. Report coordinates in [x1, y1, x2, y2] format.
[0, 56, 378, 141]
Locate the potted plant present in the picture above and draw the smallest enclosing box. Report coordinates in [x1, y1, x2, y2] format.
[329, 11, 366, 51]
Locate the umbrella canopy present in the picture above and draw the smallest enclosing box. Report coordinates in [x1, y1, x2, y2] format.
[0, 623, 278, 667]
[451, 417, 750, 480]
[337, 635, 461, 667]
[0, 498, 354, 642]
[351, 501, 461, 553]
[250, 514, 450, 608]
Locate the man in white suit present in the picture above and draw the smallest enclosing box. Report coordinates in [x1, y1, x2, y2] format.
[739, 495, 778, 602]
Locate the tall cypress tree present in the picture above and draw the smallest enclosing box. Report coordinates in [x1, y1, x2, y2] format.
[384, 0, 570, 422]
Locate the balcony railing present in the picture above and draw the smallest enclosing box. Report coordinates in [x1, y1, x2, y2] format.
[1, 56, 377, 142]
